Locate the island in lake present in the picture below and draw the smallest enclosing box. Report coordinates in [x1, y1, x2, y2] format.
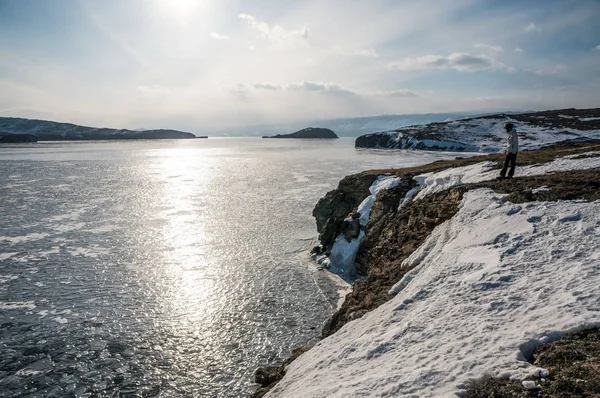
[263, 127, 338, 139]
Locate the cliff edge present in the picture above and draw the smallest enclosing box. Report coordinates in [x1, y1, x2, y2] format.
[255, 140, 600, 397]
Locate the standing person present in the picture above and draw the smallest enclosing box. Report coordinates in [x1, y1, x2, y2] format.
[499, 122, 518, 178]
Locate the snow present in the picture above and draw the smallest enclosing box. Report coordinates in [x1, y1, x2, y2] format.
[324, 176, 401, 278]
[580, 117, 600, 122]
[409, 153, 600, 203]
[268, 189, 600, 397]
[413, 161, 497, 200]
[522, 380, 539, 390]
[357, 176, 402, 227]
[368, 116, 600, 153]
[531, 186, 550, 194]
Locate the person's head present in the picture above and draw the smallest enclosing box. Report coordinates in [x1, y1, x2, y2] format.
[504, 122, 514, 131]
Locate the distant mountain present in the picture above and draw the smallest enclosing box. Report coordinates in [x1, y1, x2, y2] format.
[0, 117, 196, 141]
[355, 108, 600, 152]
[219, 112, 506, 137]
[263, 127, 339, 139]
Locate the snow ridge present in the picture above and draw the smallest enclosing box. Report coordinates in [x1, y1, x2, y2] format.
[355, 109, 600, 152]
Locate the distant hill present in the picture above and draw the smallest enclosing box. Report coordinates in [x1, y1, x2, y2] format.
[355, 108, 600, 152]
[0, 117, 196, 141]
[263, 127, 338, 139]
[219, 112, 520, 137]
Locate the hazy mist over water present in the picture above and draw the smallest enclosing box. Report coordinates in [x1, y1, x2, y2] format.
[0, 138, 460, 397]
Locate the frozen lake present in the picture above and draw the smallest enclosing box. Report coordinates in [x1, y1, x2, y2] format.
[0, 138, 459, 397]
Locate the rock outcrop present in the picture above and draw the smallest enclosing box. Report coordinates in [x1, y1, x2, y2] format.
[263, 127, 338, 139]
[0, 117, 197, 141]
[355, 108, 600, 152]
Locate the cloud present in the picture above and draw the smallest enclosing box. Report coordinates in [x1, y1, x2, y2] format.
[285, 81, 354, 95]
[250, 81, 358, 96]
[238, 14, 309, 46]
[474, 43, 503, 52]
[524, 22, 541, 32]
[136, 85, 170, 95]
[534, 64, 567, 76]
[377, 89, 419, 98]
[210, 32, 229, 40]
[222, 84, 250, 100]
[514, 47, 524, 52]
[594, 45, 600, 51]
[253, 83, 281, 90]
[338, 47, 378, 57]
[389, 53, 510, 72]
[251, 82, 418, 98]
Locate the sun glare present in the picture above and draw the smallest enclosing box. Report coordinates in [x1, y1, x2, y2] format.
[154, 0, 207, 24]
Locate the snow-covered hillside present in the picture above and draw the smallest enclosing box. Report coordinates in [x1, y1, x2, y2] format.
[355, 108, 600, 152]
[220, 112, 479, 137]
[0, 117, 196, 140]
[266, 148, 600, 397]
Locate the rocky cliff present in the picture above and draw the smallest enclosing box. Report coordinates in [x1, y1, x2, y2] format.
[355, 108, 600, 152]
[0, 117, 197, 141]
[263, 127, 338, 139]
[253, 139, 600, 397]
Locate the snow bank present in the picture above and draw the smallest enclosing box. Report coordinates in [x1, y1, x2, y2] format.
[269, 189, 600, 397]
[410, 152, 600, 202]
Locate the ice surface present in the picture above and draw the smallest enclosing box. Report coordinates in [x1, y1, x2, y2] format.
[268, 189, 600, 397]
[0, 301, 37, 310]
[328, 231, 365, 278]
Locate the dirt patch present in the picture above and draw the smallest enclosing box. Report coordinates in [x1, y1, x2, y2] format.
[464, 328, 600, 397]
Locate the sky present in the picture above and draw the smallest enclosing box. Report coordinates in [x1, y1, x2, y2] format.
[0, 0, 599, 132]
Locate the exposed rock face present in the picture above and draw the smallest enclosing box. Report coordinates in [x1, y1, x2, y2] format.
[251, 346, 311, 398]
[263, 127, 338, 139]
[355, 108, 600, 152]
[312, 173, 378, 252]
[322, 186, 465, 337]
[0, 133, 38, 143]
[355, 133, 477, 151]
[0, 117, 197, 141]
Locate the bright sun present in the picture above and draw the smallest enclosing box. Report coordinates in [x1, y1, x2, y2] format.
[154, 0, 206, 24]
